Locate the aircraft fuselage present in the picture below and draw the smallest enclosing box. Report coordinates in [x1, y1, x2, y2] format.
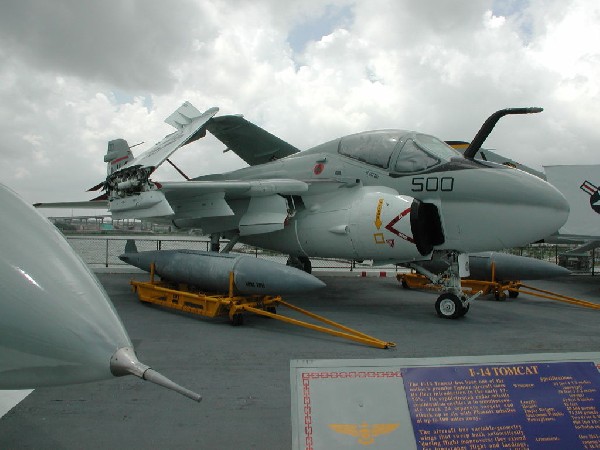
[189, 130, 569, 263]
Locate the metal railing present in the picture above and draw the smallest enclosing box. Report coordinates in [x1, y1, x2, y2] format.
[64, 234, 594, 274]
[65, 235, 369, 272]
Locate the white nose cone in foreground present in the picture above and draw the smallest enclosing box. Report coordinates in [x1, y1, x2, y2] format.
[0, 184, 200, 401]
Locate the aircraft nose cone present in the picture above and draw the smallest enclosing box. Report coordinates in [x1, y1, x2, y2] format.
[441, 167, 570, 252]
[500, 170, 570, 246]
[527, 173, 570, 237]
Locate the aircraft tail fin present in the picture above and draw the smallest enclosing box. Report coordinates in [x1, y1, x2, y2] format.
[104, 139, 134, 176]
[124, 239, 138, 254]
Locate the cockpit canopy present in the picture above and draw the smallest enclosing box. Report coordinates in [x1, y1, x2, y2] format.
[338, 130, 460, 173]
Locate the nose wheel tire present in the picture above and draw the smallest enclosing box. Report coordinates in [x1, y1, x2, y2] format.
[435, 293, 468, 319]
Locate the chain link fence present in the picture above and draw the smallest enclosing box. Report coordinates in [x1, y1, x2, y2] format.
[65, 235, 367, 272]
[65, 235, 596, 274]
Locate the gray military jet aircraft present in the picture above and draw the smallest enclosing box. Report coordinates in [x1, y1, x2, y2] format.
[37, 103, 569, 319]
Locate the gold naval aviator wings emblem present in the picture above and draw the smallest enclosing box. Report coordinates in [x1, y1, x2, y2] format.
[328, 421, 400, 445]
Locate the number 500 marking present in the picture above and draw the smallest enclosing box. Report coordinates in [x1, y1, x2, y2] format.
[411, 176, 454, 192]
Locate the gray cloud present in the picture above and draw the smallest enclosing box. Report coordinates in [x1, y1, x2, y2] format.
[0, 0, 214, 93]
[0, 0, 599, 205]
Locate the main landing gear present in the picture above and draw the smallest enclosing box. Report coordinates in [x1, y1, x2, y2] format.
[409, 252, 481, 319]
[286, 255, 312, 274]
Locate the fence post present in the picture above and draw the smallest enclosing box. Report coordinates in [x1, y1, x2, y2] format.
[105, 240, 109, 268]
[592, 248, 596, 276]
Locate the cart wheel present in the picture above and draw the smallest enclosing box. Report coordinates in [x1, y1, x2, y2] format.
[435, 293, 462, 319]
[494, 291, 506, 301]
[508, 290, 519, 298]
[231, 313, 244, 326]
[266, 306, 277, 315]
[401, 278, 410, 289]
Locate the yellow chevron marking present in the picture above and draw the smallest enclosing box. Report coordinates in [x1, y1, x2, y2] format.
[374, 198, 384, 229]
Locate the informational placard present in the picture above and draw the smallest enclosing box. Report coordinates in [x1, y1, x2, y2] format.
[290, 354, 600, 450]
[295, 368, 409, 449]
[402, 362, 600, 449]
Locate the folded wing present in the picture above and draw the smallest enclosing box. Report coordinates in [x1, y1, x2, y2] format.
[206, 115, 299, 166]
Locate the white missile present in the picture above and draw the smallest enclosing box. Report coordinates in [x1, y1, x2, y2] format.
[0, 183, 200, 401]
[119, 241, 326, 295]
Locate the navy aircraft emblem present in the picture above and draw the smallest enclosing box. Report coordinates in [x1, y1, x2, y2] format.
[580, 180, 600, 214]
[328, 422, 399, 445]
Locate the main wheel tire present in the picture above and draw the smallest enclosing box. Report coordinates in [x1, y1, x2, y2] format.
[435, 293, 463, 319]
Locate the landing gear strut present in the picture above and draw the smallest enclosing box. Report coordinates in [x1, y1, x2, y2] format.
[286, 256, 312, 274]
[410, 251, 480, 319]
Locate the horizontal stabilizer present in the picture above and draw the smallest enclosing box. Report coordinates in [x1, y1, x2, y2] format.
[87, 181, 105, 192]
[34, 200, 108, 209]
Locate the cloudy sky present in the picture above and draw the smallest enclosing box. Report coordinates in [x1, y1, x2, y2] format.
[1, 0, 599, 209]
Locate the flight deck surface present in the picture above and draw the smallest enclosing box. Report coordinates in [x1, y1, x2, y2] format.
[1, 273, 599, 449]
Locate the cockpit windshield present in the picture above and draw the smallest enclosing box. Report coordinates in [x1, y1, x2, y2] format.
[338, 130, 460, 173]
[415, 134, 461, 160]
[338, 131, 406, 169]
[393, 134, 460, 173]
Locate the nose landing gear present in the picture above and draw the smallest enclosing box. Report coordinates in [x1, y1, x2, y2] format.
[409, 251, 481, 319]
[435, 292, 470, 319]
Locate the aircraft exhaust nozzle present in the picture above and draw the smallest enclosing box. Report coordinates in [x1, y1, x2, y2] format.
[110, 347, 202, 402]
